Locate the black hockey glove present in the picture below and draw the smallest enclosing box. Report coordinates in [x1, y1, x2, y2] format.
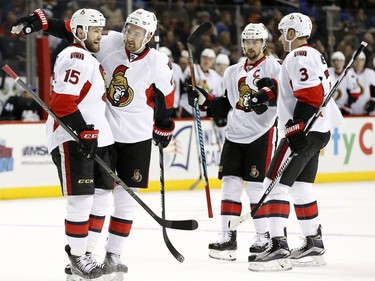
[10, 9, 49, 35]
[365, 98, 375, 113]
[153, 118, 175, 148]
[187, 85, 214, 111]
[285, 119, 308, 153]
[250, 77, 278, 115]
[77, 124, 99, 160]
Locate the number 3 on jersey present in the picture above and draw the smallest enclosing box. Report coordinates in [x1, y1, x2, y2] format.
[64, 69, 81, 85]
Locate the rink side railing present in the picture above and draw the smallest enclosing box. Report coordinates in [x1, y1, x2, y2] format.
[1, 117, 375, 200]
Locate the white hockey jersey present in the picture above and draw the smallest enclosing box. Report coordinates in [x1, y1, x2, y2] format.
[224, 55, 281, 144]
[46, 44, 114, 152]
[95, 31, 175, 143]
[328, 66, 360, 109]
[278, 45, 344, 137]
[181, 64, 223, 116]
[347, 67, 375, 115]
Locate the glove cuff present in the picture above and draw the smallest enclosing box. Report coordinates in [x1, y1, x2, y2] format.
[285, 119, 304, 137]
[33, 9, 49, 30]
[153, 124, 174, 137]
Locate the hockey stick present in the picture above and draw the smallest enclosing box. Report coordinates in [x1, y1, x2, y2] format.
[188, 99, 203, 190]
[2, 64, 198, 232]
[187, 22, 213, 218]
[229, 41, 368, 229]
[155, 24, 185, 262]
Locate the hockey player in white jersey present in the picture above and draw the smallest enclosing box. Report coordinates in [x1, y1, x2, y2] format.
[181, 48, 223, 118]
[188, 23, 280, 261]
[42, 8, 114, 280]
[248, 13, 344, 272]
[348, 51, 375, 115]
[328, 51, 360, 115]
[11, 8, 175, 280]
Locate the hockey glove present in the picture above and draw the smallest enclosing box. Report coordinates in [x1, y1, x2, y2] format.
[249, 77, 278, 115]
[365, 98, 375, 113]
[285, 119, 308, 153]
[10, 9, 49, 35]
[77, 124, 99, 160]
[187, 85, 214, 111]
[153, 118, 175, 148]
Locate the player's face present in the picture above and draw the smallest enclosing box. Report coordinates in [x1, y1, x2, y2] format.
[353, 58, 366, 72]
[332, 59, 344, 71]
[123, 24, 146, 53]
[85, 26, 103, 53]
[200, 56, 215, 71]
[242, 39, 263, 62]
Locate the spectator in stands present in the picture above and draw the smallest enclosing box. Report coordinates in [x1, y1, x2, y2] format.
[0, 84, 40, 121]
[99, 0, 124, 31]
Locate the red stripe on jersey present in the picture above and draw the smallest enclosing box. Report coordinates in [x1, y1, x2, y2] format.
[62, 142, 73, 195]
[294, 201, 318, 220]
[266, 200, 290, 218]
[250, 203, 267, 219]
[89, 215, 105, 233]
[145, 85, 154, 109]
[164, 89, 175, 109]
[221, 200, 242, 216]
[108, 216, 132, 237]
[265, 127, 275, 171]
[270, 141, 289, 180]
[65, 219, 89, 237]
[294, 84, 324, 108]
[50, 81, 92, 118]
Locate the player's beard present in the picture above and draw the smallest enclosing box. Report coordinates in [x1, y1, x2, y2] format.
[246, 49, 261, 62]
[85, 40, 100, 53]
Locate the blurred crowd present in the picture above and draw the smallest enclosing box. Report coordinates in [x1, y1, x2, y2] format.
[1, 0, 375, 120]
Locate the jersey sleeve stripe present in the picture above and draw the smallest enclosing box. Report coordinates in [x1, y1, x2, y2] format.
[293, 84, 324, 108]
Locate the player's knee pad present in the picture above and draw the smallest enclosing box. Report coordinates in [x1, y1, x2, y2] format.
[221, 175, 243, 202]
[113, 185, 139, 219]
[244, 181, 264, 202]
[289, 181, 315, 204]
[66, 194, 94, 221]
[91, 188, 113, 216]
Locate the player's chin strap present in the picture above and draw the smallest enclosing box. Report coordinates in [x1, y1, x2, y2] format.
[228, 41, 368, 230]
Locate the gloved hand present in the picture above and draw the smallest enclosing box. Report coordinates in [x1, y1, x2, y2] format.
[250, 77, 278, 106]
[187, 85, 213, 111]
[77, 124, 99, 160]
[365, 98, 375, 113]
[153, 118, 175, 148]
[340, 104, 352, 115]
[285, 119, 308, 153]
[10, 9, 49, 35]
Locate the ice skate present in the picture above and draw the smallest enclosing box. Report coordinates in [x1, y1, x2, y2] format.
[102, 252, 128, 281]
[65, 245, 104, 280]
[289, 225, 326, 267]
[248, 236, 292, 272]
[208, 231, 237, 261]
[249, 231, 270, 254]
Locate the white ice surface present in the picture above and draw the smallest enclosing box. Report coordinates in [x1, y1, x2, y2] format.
[1, 181, 375, 281]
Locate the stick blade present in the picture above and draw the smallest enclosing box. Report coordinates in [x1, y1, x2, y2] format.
[187, 22, 213, 44]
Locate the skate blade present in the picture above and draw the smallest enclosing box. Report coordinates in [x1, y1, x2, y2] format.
[248, 258, 292, 272]
[209, 249, 236, 261]
[103, 272, 125, 281]
[290, 255, 326, 267]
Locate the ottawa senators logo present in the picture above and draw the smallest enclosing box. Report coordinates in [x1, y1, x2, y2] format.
[107, 65, 134, 107]
[235, 76, 257, 111]
[249, 165, 260, 178]
[131, 169, 142, 183]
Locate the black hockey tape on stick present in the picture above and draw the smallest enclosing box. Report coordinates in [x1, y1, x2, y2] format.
[2, 64, 198, 232]
[187, 22, 214, 218]
[155, 22, 185, 263]
[228, 41, 368, 229]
